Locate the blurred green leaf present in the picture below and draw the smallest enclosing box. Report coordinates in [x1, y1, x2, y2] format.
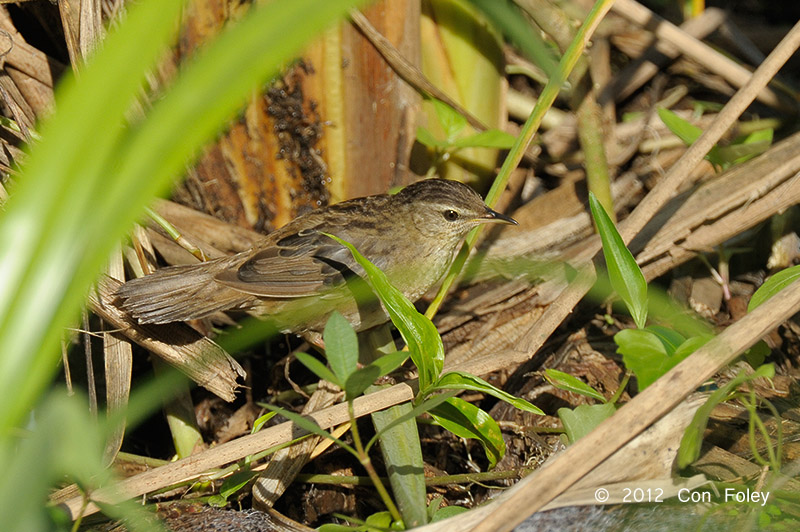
[429, 397, 504, 468]
[416, 126, 448, 149]
[0, 0, 364, 437]
[589, 192, 648, 328]
[452, 129, 517, 149]
[324, 311, 359, 384]
[544, 369, 606, 402]
[692, 100, 724, 114]
[432, 371, 543, 414]
[431, 98, 467, 141]
[0, 0, 184, 439]
[748, 265, 800, 312]
[588, 270, 713, 340]
[678, 364, 775, 468]
[558, 403, 616, 444]
[0, 390, 163, 531]
[325, 234, 444, 392]
[467, 0, 560, 79]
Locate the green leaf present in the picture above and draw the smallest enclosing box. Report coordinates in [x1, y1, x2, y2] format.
[366, 391, 459, 452]
[467, 0, 560, 80]
[345, 365, 381, 401]
[0, 0, 364, 438]
[616, 329, 711, 391]
[369, 351, 409, 378]
[543, 369, 605, 402]
[615, 328, 667, 390]
[655, 107, 770, 170]
[715, 131, 771, 167]
[741, 128, 773, 146]
[430, 98, 467, 141]
[324, 311, 359, 384]
[371, 398, 427, 527]
[295, 352, 340, 387]
[692, 100, 724, 113]
[344, 351, 408, 401]
[431, 505, 470, 522]
[263, 404, 357, 458]
[657, 107, 702, 145]
[431, 371, 543, 414]
[558, 403, 616, 444]
[429, 397, 505, 469]
[427, 495, 445, 522]
[672, 335, 712, 360]
[211, 470, 257, 506]
[748, 265, 800, 312]
[416, 126, 448, 149]
[365, 511, 395, 529]
[743, 340, 770, 368]
[251, 411, 277, 434]
[657, 106, 722, 167]
[318, 524, 358, 532]
[645, 325, 686, 355]
[324, 234, 445, 392]
[678, 364, 775, 468]
[589, 192, 648, 329]
[452, 129, 517, 149]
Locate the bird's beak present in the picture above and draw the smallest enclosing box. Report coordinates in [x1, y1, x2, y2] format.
[478, 207, 518, 225]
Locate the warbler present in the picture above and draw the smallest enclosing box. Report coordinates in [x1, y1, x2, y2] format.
[117, 178, 516, 336]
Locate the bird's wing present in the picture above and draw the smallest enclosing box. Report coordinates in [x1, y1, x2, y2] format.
[213, 228, 361, 298]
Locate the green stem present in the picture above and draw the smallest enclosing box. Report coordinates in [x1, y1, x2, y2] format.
[760, 397, 783, 472]
[348, 401, 403, 524]
[745, 389, 780, 470]
[69, 492, 89, 532]
[425, 0, 615, 319]
[608, 370, 632, 405]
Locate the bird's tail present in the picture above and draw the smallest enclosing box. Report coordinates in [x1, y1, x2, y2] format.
[116, 257, 256, 324]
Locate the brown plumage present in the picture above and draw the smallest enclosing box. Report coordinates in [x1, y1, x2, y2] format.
[116, 179, 516, 336]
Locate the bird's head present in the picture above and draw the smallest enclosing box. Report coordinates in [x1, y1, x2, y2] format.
[395, 178, 517, 240]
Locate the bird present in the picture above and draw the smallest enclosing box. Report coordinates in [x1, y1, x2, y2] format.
[116, 178, 517, 337]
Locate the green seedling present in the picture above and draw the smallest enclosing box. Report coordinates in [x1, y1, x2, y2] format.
[658, 107, 773, 172]
[277, 234, 542, 528]
[417, 98, 517, 177]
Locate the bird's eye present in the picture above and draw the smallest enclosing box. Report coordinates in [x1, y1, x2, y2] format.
[443, 209, 459, 221]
